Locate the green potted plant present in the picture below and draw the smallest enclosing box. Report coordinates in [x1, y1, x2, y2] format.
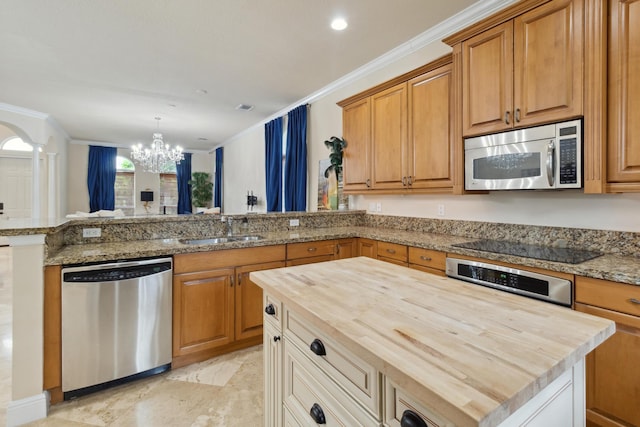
[323, 136, 347, 210]
[323, 136, 347, 181]
[189, 172, 213, 212]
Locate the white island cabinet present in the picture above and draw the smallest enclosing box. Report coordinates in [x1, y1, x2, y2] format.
[251, 257, 615, 427]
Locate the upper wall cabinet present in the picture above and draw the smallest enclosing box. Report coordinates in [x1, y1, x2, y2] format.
[460, 0, 583, 136]
[607, 0, 640, 191]
[338, 57, 455, 194]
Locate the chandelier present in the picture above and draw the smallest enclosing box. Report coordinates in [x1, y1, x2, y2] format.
[131, 117, 184, 173]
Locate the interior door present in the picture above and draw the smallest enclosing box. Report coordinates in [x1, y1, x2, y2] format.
[0, 157, 32, 218]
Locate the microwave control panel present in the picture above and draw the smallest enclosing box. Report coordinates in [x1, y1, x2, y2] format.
[557, 123, 580, 186]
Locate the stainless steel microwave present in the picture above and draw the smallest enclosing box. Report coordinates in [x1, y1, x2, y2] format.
[464, 119, 582, 191]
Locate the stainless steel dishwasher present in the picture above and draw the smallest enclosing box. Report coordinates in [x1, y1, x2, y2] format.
[61, 257, 172, 399]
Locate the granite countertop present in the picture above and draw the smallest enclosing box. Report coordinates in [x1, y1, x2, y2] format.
[45, 226, 640, 286]
[250, 257, 615, 427]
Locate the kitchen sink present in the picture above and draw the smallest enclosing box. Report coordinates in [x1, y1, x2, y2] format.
[179, 235, 263, 245]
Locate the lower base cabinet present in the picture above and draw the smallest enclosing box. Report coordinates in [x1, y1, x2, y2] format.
[263, 293, 587, 427]
[172, 245, 285, 366]
[575, 276, 640, 427]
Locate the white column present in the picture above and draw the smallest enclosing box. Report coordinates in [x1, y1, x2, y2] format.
[47, 153, 57, 219]
[6, 234, 49, 426]
[31, 144, 43, 220]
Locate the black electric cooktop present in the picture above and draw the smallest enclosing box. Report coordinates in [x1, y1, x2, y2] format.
[452, 239, 603, 264]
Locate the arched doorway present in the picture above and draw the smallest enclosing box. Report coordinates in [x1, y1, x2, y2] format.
[0, 125, 36, 219]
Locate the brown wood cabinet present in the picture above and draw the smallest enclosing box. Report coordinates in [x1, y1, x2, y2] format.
[43, 265, 63, 403]
[460, 0, 583, 136]
[338, 56, 455, 194]
[575, 276, 640, 427]
[376, 241, 408, 266]
[286, 239, 356, 266]
[342, 98, 372, 191]
[408, 247, 446, 276]
[357, 238, 377, 258]
[173, 245, 285, 366]
[606, 0, 640, 192]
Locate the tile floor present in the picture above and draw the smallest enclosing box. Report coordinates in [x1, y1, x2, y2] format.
[0, 246, 264, 426]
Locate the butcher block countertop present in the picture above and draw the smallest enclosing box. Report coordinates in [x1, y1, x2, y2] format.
[251, 257, 615, 427]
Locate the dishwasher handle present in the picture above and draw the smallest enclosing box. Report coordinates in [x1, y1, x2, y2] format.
[63, 259, 172, 283]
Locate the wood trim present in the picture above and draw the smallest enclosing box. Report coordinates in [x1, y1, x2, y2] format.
[43, 265, 61, 391]
[583, 0, 608, 193]
[443, 0, 551, 46]
[174, 245, 286, 273]
[171, 337, 262, 369]
[575, 302, 640, 331]
[47, 387, 63, 405]
[337, 54, 452, 107]
[606, 182, 640, 193]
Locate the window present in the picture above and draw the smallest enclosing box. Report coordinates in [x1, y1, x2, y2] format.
[1, 137, 36, 151]
[160, 162, 178, 214]
[115, 156, 135, 216]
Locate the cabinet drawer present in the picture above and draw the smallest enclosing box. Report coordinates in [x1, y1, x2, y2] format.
[287, 240, 336, 260]
[283, 340, 380, 426]
[575, 276, 640, 317]
[377, 241, 407, 263]
[286, 254, 334, 267]
[263, 293, 283, 329]
[284, 308, 380, 416]
[385, 378, 453, 427]
[408, 247, 446, 271]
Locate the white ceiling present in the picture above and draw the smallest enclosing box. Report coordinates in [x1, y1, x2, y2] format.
[1, 0, 486, 152]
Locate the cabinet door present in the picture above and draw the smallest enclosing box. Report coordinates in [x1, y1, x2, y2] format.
[335, 238, 356, 260]
[264, 320, 283, 427]
[236, 261, 285, 341]
[513, 0, 583, 127]
[371, 83, 408, 189]
[462, 21, 514, 136]
[607, 0, 640, 187]
[408, 64, 454, 190]
[575, 303, 640, 427]
[342, 98, 372, 191]
[173, 268, 235, 356]
[358, 238, 377, 258]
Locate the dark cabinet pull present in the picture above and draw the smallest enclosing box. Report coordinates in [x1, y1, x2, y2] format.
[420, 256, 432, 261]
[630, 298, 640, 305]
[308, 247, 317, 252]
[387, 248, 396, 254]
[265, 304, 276, 316]
[309, 403, 326, 424]
[515, 108, 521, 122]
[505, 110, 510, 125]
[366, 178, 371, 188]
[310, 338, 326, 356]
[401, 410, 427, 427]
[273, 335, 281, 342]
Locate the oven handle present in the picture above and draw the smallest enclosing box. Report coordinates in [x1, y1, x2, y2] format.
[546, 140, 555, 187]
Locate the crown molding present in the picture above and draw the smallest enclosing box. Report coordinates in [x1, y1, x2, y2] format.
[221, 0, 518, 146]
[71, 139, 210, 154]
[0, 102, 49, 120]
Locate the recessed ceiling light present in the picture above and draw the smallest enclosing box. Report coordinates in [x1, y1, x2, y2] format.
[235, 104, 254, 111]
[331, 17, 348, 31]
[195, 89, 208, 95]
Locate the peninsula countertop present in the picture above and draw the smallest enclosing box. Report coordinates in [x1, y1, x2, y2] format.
[43, 226, 640, 286]
[250, 257, 615, 427]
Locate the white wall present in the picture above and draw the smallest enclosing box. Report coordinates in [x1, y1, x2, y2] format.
[220, 39, 640, 232]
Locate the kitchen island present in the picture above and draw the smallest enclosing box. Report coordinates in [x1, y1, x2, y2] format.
[251, 257, 615, 427]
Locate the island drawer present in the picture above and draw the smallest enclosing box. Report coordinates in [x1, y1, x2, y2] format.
[263, 293, 283, 329]
[385, 378, 452, 427]
[283, 307, 380, 415]
[377, 241, 408, 263]
[575, 276, 640, 317]
[283, 339, 380, 425]
[287, 240, 336, 260]
[408, 248, 446, 272]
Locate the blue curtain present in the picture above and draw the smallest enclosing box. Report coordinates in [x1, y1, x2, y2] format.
[265, 117, 283, 212]
[176, 153, 192, 214]
[284, 105, 308, 211]
[87, 145, 116, 212]
[214, 147, 223, 208]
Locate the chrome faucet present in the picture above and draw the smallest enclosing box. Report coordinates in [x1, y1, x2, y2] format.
[227, 217, 234, 236]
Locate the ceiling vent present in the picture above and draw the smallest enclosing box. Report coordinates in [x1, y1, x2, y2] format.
[235, 104, 254, 111]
